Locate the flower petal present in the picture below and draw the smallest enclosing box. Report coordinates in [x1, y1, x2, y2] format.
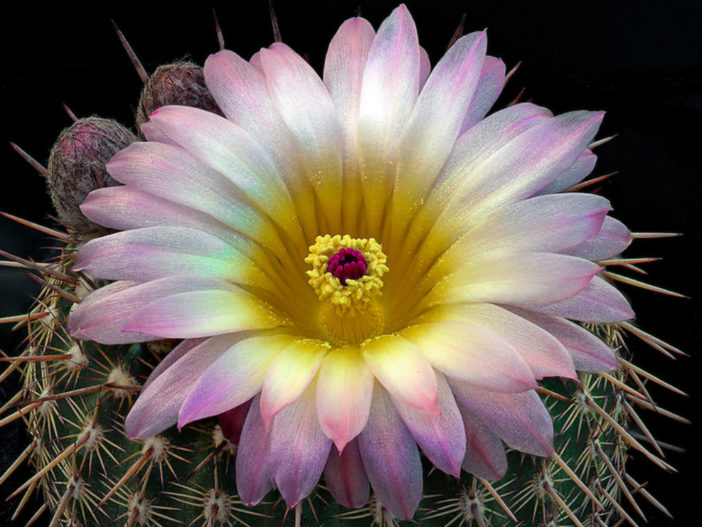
[453, 110, 605, 216]
[81, 186, 239, 242]
[74, 226, 271, 289]
[125, 334, 241, 439]
[571, 216, 632, 260]
[358, 385, 422, 519]
[358, 4, 420, 231]
[414, 109, 604, 265]
[450, 381, 554, 457]
[316, 346, 374, 452]
[396, 103, 552, 269]
[512, 308, 617, 371]
[204, 49, 318, 238]
[218, 400, 252, 446]
[259, 339, 328, 426]
[323, 17, 375, 231]
[269, 382, 332, 507]
[421, 193, 610, 291]
[391, 373, 466, 477]
[539, 149, 597, 195]
[236, 394, 274, 505]
[418, 46, 431, 88]
[459, 405, 508, 480]
[393, 31, 487, 221]
[401, 321, 537, 392]
[106, 142, 284, 253]
[69, 276, 230, 344]
[123, 286, 280, 338]
[460, 55, 506, 133]
[145, 106, 302, 239]
[460, 193, 611, 256]
[425, 252, 600, 307]
[80, 187, 279, 279]
[178, 333, 296, 427]
[324, 441, 370, 509]
[142, 338, 207, 391]
[361, 335, 439, 414]
[427, 102, 553, 209]
[260, 42, 344, 232]
[535, 275, 635, 322]
[417, 304, 576, 380]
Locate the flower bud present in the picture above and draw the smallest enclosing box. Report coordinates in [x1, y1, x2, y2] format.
[47, 117, 137, 236]
[135, 62, 221, 131]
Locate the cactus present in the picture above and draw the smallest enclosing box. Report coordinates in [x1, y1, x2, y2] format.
[1, 6, 687, 527]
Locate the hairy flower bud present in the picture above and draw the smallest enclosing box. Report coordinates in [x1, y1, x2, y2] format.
[135, 62, 222, 131]
[47, 117, 138, 237]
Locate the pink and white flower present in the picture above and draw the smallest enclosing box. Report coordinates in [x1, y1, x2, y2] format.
[68, 4, 634, 518]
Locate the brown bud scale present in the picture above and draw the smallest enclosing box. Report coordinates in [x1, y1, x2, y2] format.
[47, 117, 137, 237]
[135, 61, 222, 133]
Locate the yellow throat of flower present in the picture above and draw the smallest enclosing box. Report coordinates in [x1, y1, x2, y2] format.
[305, 234, 388, 344]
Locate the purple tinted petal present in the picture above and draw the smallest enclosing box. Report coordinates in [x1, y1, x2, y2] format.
[418, 46, 431, 89]
[418, 304, 576, 380]
[324, 441, 370, 509]
[323, 17, 375, 231]
[125, 334, 240, 439]
[459, 405, 508, 480]
[450, 381, 554, 457]
[123, 286, 278, 339]
[433, 102, 553, 194]
[146, 106, 298, 227]
[69, 276, 229, 344]
[218, 400, 252, 446]
[571, 216, 632, 260]
[465, 110, 606, 206]
[460, 55, 506, 133]
[534, 275, 634, 322]
[142, 338, 206, 391]
[455, 193, 611, 257]
[204, 49, 318, 237]
[81, 186, 241, 244]
[430, 252, 601, 310]
[268, 384, 332, 507]
[420, 110, 604, 261]
[178, 334, 294, 427]
[512, 308, 617, 372]
[391, 373, 466, 477]
[394, 31, 487, 217]
[539, 149, 597, 195]
[402, 321, 537, 392]
[106, 142, 268, 241]
[358, 385, 422, 519]
[260, 42, 344, 232]
[236, 394, 274, 505]
[74, 226, 265, 287]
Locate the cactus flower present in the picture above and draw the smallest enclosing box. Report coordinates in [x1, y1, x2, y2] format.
[68, 4, 635, 519]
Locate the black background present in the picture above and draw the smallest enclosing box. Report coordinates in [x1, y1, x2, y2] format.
[1, 1, 700, 525]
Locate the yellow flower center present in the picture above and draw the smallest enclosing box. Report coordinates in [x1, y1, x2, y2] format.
[305, 235, 388, 344]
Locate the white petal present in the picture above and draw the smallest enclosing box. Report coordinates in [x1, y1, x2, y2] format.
[357, 4, 420, 232]
[260, 43, 344, 233]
